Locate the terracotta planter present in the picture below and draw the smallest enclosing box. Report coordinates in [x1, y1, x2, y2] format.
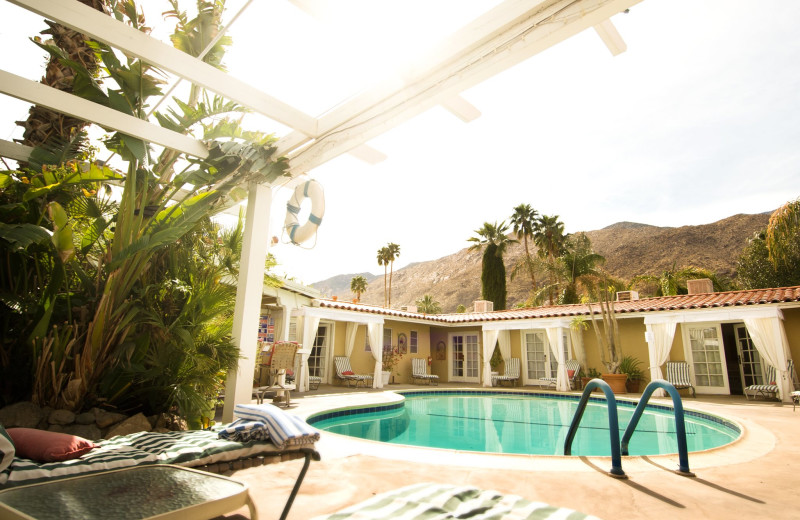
[626, 379, 642, 393]
[601, 373, 628, 394]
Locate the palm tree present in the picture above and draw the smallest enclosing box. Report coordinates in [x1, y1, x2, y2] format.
[415, 294, 442, 314]
[377, 247, 391, 307]
[534, 214, 566, 304]
[766, 197, 800, 267]
[509, 203, 540, 294]
[386, 242, 401, 307]
[556, 233, 606, 304]
[350, 275, 368, 301]
[631, 263, 727, 296]
[468, 221, 517, 310]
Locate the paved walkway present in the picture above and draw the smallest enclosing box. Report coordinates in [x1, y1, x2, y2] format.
[227, 385, 800, 519]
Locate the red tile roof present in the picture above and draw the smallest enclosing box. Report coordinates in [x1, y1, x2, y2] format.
[316, 286, 800, 324]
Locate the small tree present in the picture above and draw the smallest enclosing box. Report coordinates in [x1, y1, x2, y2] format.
[350, 275, 367, 301]
[586, 285, 622, 374]
[415, 294, 441, 314]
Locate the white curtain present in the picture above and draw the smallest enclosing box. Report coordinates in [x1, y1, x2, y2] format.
[744, 317, 792, 402]
[344, 322, 359, 358]
[367, 322, 384, 388]
[481, 329, 499, 387]
[569, 327, 586, 371]
[498, 330, 512, 360]
[298, 315, 320, 393]
[546, 327, 568, 391]
[645, 321, 677, 397]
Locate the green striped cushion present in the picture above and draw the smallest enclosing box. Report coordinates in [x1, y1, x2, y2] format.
[312, 483, 601, 520]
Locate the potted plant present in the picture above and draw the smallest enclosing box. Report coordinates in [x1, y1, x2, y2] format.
[583, 367, 602, 392]
[382, 345, 404, 384]
[586, 285, 626, 393]
[619, 355, 645, 393]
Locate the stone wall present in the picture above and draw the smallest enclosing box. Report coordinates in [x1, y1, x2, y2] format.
[0, 401, 187, 440]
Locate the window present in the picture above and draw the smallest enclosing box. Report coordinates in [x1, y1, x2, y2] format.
[365, 333, 370, 352]
[383, 328, 392, 348]
[409, 331, 418, 354]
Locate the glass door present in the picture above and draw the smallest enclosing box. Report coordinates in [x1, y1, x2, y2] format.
[449, 333, 480, 382]
[309, 324, 330, 383]
[735, 324, 763, 387]
[524, 331, 548, 384]
[686, 324, 729, 394]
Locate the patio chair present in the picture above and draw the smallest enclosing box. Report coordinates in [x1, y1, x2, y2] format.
[411, 358, 439, 385]
[665, 361, 695, 398]
[492, 358, 520, 387]
[538, 359, 580, 390]
[745, 364, 779, 401]
[256, 342, 298, 407]
[333, 356, 373, 388]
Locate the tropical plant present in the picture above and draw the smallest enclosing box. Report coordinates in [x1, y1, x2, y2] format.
[586, 367, 602, 379]
[618, 355, 644, 381]
[415, 294, 442, 314]
[350, 275, 367, 301]
[630, 262, 728, 297]
[509, 203, 540, 296]
[468, 221, 516, 310]
[534, 214, 566, 304]
[456, 304, 467, 313]
[0, 1, 289, 419]
[586, 284, 622, 374]
[377, 246, 390, 307]
[386, 242, 400, 307]
[765, 197, 800, 268]
[532, 233, 605, 305]
[737, 231, 800, 289]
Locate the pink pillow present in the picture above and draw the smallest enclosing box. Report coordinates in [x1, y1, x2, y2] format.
[567, 370, 575, 378]
[8, 428, 97, 462]
[342, 371, 354, 375]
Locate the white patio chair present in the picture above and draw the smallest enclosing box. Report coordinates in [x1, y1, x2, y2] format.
[665, 361, 696, 398]
[492, 358, 520, 387]
[411, 358, 439, 385]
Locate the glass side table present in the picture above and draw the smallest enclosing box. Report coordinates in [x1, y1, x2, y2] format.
[0, 464, 257, 520]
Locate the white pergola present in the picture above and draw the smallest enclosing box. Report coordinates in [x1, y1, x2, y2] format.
[0, 0, 642, 420]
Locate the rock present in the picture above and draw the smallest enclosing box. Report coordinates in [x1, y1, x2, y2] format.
[60, 423, 103, 441]
[94, 409, 127, 429]
[49, 409, 76, 425]
[104, 413, 152, 439]
[75, 411, 96, 425]
[0, 401, 45, 428]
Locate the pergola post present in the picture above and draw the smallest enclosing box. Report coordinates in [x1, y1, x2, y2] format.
[222, 181, 272, 422]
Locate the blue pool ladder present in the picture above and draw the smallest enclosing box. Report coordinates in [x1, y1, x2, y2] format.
[563, 378, 695, 478]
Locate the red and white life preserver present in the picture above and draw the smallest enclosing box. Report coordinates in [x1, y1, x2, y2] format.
[284, 179, 325, 245]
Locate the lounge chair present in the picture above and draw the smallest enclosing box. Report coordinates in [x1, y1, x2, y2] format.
[492, 358, 520, 387]
[745, 364, 779, 401]
[665, 361, 695, 398]
[538, 359, 580, 390]
[411, 358, 439, 385]
[333, 356, 373, 388]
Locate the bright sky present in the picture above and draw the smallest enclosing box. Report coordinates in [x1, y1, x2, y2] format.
[1, 0, 799, 287]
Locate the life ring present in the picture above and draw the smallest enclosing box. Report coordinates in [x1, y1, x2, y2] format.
[284, 179, 324, 245]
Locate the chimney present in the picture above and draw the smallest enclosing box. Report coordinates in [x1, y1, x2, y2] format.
[687, 278, 714, 294]
[400, 305, 418, 313]
[616, 291, 639, 301]
[473, 300, 493, 313]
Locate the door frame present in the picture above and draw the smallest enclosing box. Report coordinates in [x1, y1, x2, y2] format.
[681, 322, 730, 395]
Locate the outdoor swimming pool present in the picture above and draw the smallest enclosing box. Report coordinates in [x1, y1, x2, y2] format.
[309, 391, 741, 456]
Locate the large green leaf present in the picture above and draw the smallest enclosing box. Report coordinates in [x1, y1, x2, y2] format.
[0, 222, 52, 251]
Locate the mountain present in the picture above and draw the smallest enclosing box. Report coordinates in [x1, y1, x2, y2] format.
[311, 212, 771, 312]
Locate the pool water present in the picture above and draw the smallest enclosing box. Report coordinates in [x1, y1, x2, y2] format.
[311, 393, 740, 456]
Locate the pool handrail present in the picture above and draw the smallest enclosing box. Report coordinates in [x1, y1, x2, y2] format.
[620, 379, 696, 477]
[563, 378, 626, 478]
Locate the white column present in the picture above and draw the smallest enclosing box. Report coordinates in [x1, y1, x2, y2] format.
[222, 182, 272, 422]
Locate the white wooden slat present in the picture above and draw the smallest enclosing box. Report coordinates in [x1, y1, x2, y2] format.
[594, 19, 627, 56]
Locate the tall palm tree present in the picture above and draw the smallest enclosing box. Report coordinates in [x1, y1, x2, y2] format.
[533, 214, 566, 304]
[557, 233, 605, 304]
[468, 221, 517, 310]
[350, 275, 367, 301]
[415, 294, 442, 314]
[386, 242, 400, 307]
[377, 247, 391, 307]
[510, 203, 540, 294]
[766, 197, 800, 267]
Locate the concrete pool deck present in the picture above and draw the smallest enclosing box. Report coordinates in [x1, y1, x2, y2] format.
[226, 384, 800, 519]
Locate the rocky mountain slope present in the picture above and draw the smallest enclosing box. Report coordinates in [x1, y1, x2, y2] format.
[313, 212, 771, 312]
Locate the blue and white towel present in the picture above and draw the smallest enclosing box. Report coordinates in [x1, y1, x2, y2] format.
[218, 404, 320, 450]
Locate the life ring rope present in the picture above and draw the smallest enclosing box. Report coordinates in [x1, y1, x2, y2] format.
[284, 179, 325, 246]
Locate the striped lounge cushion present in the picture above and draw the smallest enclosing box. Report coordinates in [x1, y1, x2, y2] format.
[311, 483, 601, 520]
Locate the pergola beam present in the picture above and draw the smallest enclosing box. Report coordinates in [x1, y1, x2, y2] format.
[0, 70, 209, 158]
[285, 0, 641, 174]
[594, 19, 627, 55]
[7, 0, 318, 137]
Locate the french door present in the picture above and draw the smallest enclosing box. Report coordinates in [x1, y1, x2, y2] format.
[308, 323, 331, 383]
[685, 324, 729, 394]
[450, 333, 480, 383]
[735, 324, 764, 387]
[524, 331, 549, 383]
